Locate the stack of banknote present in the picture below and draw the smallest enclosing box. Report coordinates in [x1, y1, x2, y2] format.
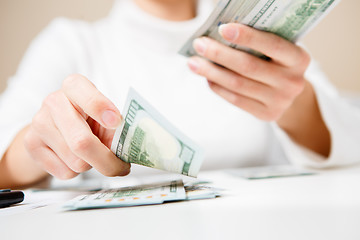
[63, 180, 220, 210]
[179, 0, 340, 57]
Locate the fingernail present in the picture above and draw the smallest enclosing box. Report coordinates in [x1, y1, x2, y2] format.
[187, 58, 199, 72]
[102, 110, 121, 128]
[193, 38, 207, 56]
[219, 24, 238, 41]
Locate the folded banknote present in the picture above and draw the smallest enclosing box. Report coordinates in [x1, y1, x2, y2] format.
[111, 88, 204, 177]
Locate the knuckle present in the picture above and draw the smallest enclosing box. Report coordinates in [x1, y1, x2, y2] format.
[239, 57, 257, 75]
[62, 74, 86, 90]
[86, 91, 109, 114]
[231, 95, 244, 108]
[207, 42, 221, 60]
[198, 60, 212, 77]
[82, 91, 112, 115]
[69, 134, 93, 153]
[23, 130, 39, 152]
[229, 75, 244, 90]
[238, 26, 254, 46]
[43, 91, 61, 109]
[31, 112, 48, 133]
[205, 69, 221, 85]
[271, 37, 285, 55]
[70, 158, 91, 173]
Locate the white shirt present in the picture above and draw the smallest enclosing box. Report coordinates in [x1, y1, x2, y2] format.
[1, 0, 360, 179]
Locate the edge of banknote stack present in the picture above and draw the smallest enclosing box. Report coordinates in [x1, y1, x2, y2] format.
[179, 0, 341, 58]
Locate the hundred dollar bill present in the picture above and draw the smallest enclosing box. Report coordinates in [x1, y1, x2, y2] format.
[63, 180, 221, 210]
[179, 0, 340, 57]
[111, 88, 204, 177]
[63, 180, 186, 210]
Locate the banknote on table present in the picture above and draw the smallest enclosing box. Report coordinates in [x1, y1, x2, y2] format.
[63, 180, 186, 210]
[63, 180, 220, 210]
[227, 165, 316, 180]
[179, 0, 340, 58]
[111, 88, 203, 177]
[184, 181, 222, 200]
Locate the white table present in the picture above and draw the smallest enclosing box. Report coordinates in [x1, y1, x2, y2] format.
[2, 165, 360, 240]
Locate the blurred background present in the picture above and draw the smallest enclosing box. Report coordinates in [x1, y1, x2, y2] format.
[0, 0, 359, 94]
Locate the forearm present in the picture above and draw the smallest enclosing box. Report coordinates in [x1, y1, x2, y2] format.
[0, 125, 49, 189]
[277, 81, 331, 157]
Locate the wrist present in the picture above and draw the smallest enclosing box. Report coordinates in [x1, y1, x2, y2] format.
[276, 81, 330, 157]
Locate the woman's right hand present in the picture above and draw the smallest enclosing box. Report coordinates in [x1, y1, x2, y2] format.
[24, 74, 131, 180]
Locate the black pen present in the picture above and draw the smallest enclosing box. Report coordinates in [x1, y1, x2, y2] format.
[0, 189, 24, 208]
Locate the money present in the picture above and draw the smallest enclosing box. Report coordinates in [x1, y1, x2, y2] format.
[63, 180, 186, 210]
[63, 180, 220, 210]
[179, 0, 340, 57]
[111, 88, 204, 177]
[227, 165, 316, 180]
[184, 181, 222, 200]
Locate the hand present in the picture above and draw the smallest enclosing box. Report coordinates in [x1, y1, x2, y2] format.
[187, 23, 311, 122]
[24, 74, 130, 180]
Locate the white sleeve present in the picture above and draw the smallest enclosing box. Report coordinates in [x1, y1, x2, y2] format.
[272, 59, 360, 168]
[0, 18, 82, 160]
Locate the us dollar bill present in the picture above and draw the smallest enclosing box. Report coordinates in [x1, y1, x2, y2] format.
[63, 180, 221, 210]
[111, 88, 204, 177]
[63, 180, 186, 210]
[179, 0, 340, 57]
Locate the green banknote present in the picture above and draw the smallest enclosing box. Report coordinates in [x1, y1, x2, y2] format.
[179, 0, 340, 57]
[111, 88, 203, 177]
[63, 180, 186, 210]
[63, 180, 220, 210]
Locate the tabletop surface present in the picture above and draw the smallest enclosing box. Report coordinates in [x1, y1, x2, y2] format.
[1, 165, 360, 240]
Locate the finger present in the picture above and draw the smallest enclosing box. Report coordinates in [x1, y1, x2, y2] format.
[24, 130, 78, 180]
[188, 56, 274, 104]
[207, 81, 278, 121]
[32, 102, 92, 173]
[192, 37, 286, 87]
[87, 118, 116, 148]
[48, 91, 130, 177]
[62, 74, 122, 129]
[218, 23, 310, 68]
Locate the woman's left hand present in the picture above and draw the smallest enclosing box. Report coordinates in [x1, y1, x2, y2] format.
[187, 23, 311, 122]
